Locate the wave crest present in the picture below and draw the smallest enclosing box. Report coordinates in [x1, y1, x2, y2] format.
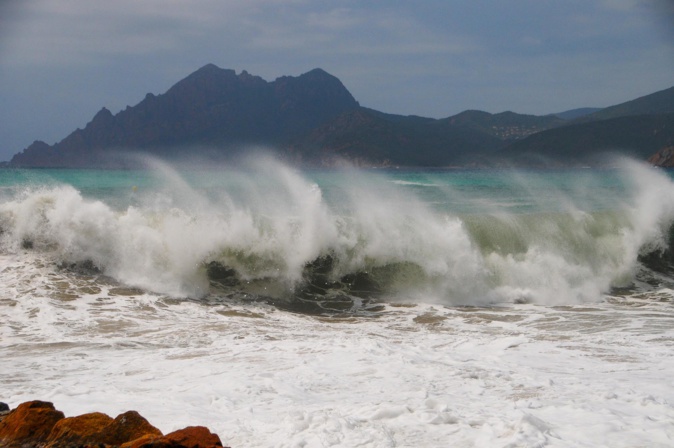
[2, 158, 674, 306]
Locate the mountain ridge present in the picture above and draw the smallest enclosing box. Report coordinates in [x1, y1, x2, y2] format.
[8, 64, 674, 168]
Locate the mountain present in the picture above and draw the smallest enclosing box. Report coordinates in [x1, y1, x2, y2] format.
[7, 64, 565, 168]
[440, 110, 565, 140]
[500, 113, 674, 165]
[8, 64, 674, 168]
[498, 85, 674, 165]
[287, 108, 505, 167]
[552, 107, 602, 120]
[575, 85, 674, 122]
[10, 65, 360, 167]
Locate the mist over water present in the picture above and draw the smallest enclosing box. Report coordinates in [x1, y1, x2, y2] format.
[1, 156, 673, 307]
[3, 156, 674, 447]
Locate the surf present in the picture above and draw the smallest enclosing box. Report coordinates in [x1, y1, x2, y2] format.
[0, 156, 673, 307]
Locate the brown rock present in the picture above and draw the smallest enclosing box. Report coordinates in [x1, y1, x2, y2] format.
[648, 145, 674, 167]
[131, 425, 224, 448]
[0, 401, 224, 448]
[120, 432, 162, 448]
[95, 410, 163, 446]
[45, 412, 113, 447]
[0, 400, 65, 448]
[162, 426, 224, 448]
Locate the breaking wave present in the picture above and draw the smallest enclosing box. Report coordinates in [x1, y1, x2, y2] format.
[1, 157, 674, 307]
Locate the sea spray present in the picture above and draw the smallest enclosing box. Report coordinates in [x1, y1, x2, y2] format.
[1, 157, 674, 305]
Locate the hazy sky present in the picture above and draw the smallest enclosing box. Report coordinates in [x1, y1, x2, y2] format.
[1, 0, 673, 161]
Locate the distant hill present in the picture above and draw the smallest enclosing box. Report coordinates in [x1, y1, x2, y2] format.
[288, 108, 505, 167]
[10, 65, 360, 167]
[552, 107, 602, 120]
[497, 85, 674, 165]
[440, 110, 565, 140]
[500, 113, 674, 165]
[576, 85, 674, 122]
[7, 64, 674, 168]
[6, 64, 568, 168]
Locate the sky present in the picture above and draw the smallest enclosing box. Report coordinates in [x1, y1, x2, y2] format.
[0, 0, 673, 161]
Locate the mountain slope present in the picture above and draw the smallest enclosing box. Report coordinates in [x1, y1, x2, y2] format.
[288, 108, 505, 167]
[500, 113, 674, 165]
[441, 110, 565, 140]
[10, 65, 359, 167]
[552, 107, 602, 120]
[8, 64, 674, 168]
[496, 84, 674, 165]
[577, 85, 674, 122]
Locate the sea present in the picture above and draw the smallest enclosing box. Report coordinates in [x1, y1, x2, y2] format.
[1, 155, 673, 447]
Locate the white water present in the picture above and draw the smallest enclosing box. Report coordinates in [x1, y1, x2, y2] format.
[1, 158, 674, 306]
[2, 256, 673, 447]
[2, 158, 674, 446]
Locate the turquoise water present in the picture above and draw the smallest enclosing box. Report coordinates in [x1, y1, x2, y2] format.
[0, 159, 672, 306]
[0, 166, 633, 214]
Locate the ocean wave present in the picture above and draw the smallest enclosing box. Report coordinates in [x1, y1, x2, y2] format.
[1, 158, 673, 306]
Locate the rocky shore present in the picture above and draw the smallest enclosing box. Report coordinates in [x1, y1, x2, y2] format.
[0, 401, 227, 448]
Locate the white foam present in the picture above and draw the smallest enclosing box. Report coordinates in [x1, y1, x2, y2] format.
[4, 159, 674, 446]
[2, 158, 674, 305]
[2, 251, 674, 447]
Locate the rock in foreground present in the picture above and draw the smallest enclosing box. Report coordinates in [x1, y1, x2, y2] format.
[0, 400, 226, 448]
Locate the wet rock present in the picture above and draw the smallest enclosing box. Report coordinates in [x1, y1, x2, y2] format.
[120, 433, 160, 448]
[128, 425, 225, 448]
[45, 412, 114, 447]
[0, 400, 65, 448]
[0, 402, 10, 423]
[0, 401, 224, 448]
[648, 145, 674, 167]
[162, 426, 224, 448]
[95, 410, 163, 446]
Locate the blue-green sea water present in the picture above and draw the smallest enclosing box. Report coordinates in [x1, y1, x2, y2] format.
[0, 157, 673, 308]
[3, 157, 674, 447]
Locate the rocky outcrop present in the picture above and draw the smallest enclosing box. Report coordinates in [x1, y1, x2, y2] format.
[45, 412, 115, 447]
[0, 401, 226, 448]
[134, 426, 224, 448]
[0, 401, 65, 447]
[648, 146, 674, 167]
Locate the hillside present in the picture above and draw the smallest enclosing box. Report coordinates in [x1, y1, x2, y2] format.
[500, 113, 674, 165]
[10, 65, 360, 168]
[7, 64, 674, 168]
[288, 108, 505, 167]
[496, 84, 674, 165]
[552, 108, 602, 120]
[441, 110, 565, 141]
[576, 85, 674, 122]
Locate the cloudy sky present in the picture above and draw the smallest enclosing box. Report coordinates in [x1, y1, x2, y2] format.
[0, 0, 673, 161]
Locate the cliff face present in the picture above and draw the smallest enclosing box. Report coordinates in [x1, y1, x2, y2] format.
[10, 65, 359, 167]
[648, 146, 674, 167]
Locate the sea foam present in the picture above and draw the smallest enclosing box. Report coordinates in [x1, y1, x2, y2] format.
[0, 157, 673, 305]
